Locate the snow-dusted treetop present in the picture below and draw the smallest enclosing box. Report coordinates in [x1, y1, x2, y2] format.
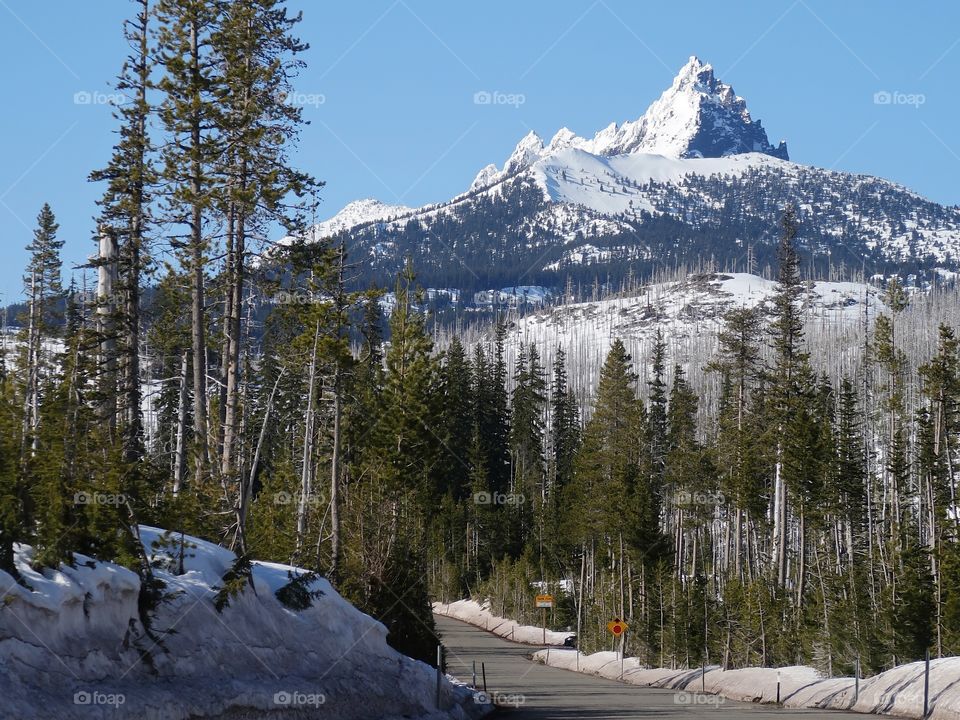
[471, 55, 787, 190]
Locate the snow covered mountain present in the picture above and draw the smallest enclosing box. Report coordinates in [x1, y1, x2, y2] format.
[312, 198, 413, 238]
[311, 57, 960, 294]
[469, 55, 787, 192]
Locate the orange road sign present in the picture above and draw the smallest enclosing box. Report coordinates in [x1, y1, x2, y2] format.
[535, 594, 554, 608]
[607, 619, 628, 637]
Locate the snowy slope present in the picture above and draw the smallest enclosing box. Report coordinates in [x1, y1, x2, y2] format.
[0, 527, 489, 720]
[498, 272, 883, 398]
[534, 148, 788, 216]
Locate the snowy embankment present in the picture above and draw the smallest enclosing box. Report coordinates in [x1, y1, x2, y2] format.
[432, 600, 574, 646]
[533, 649, 960, 720]
[434, 600, 959, 720]
[0, 526, 490, 720]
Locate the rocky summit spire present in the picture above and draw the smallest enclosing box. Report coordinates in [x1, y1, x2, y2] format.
[585, 55, 788, 159]
[468, 55, 787, 191]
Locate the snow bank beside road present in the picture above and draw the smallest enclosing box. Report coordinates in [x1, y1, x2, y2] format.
[533, 647, 960, 720]
[433, 599, 574, 646]
[0, 526, 489, 720]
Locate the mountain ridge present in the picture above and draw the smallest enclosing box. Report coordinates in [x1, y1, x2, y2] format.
[308, 57, 960, 293]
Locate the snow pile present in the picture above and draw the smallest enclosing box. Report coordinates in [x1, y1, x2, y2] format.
[433, 600, 574, 646]
[0, 526, 490, 720]
[533, 648, 960, 720]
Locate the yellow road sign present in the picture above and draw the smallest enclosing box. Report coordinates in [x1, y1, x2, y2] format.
[535, 594, 554, 608]
[607, 619, 628, 637]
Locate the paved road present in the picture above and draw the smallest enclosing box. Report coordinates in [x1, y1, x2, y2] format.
[434, 614, 861, 719]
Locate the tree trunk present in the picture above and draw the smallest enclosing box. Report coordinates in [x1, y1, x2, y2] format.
[173, 350, 189, 496]
[189, 18, 210, 482]
[221, 207, 244, 484]
[296, 321, 321, 555]
[97, 225, 119, 429]
[235, 367, 285, 551]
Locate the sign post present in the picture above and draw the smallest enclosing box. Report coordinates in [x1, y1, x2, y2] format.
[535, 594, 554, 646]
[606, 619, 629, 680]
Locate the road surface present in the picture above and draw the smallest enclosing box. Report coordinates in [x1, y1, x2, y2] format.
[434, 614, 861, 719]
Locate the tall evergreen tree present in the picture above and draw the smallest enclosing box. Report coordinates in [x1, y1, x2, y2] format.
[20, 203, 63, 466]
[89, 0, 154, 463]
[213, 0, 319, 491]
[155, 0, 226, 484]
[768, 205, 808, 587]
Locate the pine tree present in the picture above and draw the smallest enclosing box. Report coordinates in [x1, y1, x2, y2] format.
[20, 203, 63, 467]
[0, 362, 25, 576]
[509, 343, 547, 553]
[213, 0, 319, 490]
[546, 346, 580, 562]
[648, 330, 668, 485]
[89, 0, 154, 463]
[488, 322, 511, 494]
[873, 279, 910, 551]
[155, 0, 226, 483]
[550, 346, 580, 494]
[708, 306, 763, 580]
[918, 326, 960, 654]
[666, 364, 707, 579]
[568, 340, 640, 542]
[439, 336, 474, 502]
[768, 205, 808, 588]
[344, 262, 440, 663]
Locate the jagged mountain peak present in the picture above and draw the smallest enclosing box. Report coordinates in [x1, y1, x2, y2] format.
[629, 54, 787, 160]
[579, 54, 786, 159]
[547, 127, 578, 152]
[673, 55, 715, 90]
[468, 56, 787, 191]
[503, 130, 544, 174]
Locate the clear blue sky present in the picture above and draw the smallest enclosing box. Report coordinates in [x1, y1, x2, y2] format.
[1, 0, 958, 301]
